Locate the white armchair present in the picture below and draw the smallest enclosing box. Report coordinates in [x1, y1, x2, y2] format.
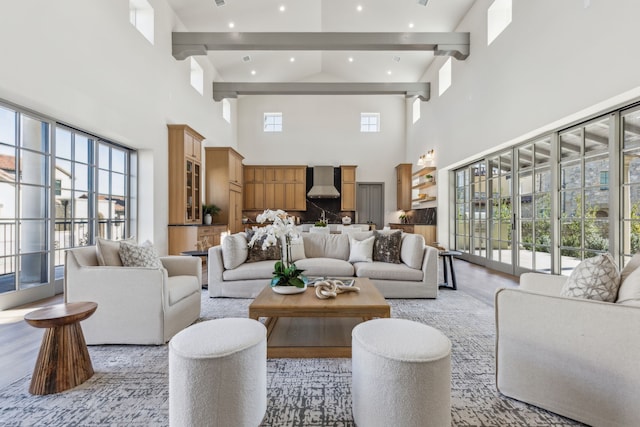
[64, 246, 202, 345]
[495, 273, 640, 426]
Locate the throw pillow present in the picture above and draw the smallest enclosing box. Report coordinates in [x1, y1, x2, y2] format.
[372, 230, 402, 264]
[400, 233, 426, 269]
[285, 236, 306, 262]
[96, 237, 136, 266]
[620, 252, 640, 283]
[246, 229, 281, 263]
[222, 233, 249, 270]
[616, 261, 640, 305]
[118, 240, 163, 268]
[348, 236, 375, 263]
[560, 253, 620, 302]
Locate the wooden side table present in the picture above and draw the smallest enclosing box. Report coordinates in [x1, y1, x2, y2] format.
[24, 301, 98, 395]
[439, 251, 462, 290]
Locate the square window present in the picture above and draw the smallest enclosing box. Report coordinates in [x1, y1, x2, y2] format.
[264, 113, 282, 132]
[360, 113, 380, 132]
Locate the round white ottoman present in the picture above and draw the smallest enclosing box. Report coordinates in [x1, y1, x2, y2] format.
[351, 318, 452, 427]
[169, 318, 267, 427]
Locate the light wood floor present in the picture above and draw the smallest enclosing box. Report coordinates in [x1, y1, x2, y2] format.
[0, 260, 518, 390]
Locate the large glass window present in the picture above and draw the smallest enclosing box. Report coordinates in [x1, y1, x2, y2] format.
[621, 107, 640, 267]
[487, 151, 512, 265]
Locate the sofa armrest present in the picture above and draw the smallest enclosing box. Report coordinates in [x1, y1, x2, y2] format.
[518, 272, 567, 296]
[160, 255, 202, 284]
[422, 245, 439, 288]
[207, 245, 225, 297]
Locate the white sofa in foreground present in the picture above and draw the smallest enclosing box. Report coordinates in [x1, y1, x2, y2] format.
[495, 272, 640, 426]
[208, 231, 439, 299]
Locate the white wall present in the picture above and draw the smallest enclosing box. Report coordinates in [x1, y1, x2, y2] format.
[0, 0, 236, 253]
[407, 0, 640, 246]
[237, 94, 407, 224]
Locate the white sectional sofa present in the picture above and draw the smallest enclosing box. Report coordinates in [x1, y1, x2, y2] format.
[208, 231, 439, 298]
[495, 272, 640, 426]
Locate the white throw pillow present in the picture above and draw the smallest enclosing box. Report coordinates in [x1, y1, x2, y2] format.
[118, 240, 162, 268]
[348, 236, 375, 263]
[400, 233, 426, 269]
[560, 253, 620, 302]
[222, 233, 249, 270]
[620, 252, 640, 283]
[617, 261, 640, 305]
[284, 236, 306, 262]
[96, 237, 136, 266]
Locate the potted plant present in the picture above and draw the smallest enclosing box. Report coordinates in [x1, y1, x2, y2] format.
[202, 204, 220, 225]
[424, 174, 434, 183]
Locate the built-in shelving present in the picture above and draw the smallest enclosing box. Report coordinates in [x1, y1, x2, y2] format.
[411, 166, 437, 206]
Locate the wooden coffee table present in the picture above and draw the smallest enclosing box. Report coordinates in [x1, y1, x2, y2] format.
[249, 277, 390, 358]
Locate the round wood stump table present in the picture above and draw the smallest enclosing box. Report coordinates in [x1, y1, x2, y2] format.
[24, 301, 98, 395]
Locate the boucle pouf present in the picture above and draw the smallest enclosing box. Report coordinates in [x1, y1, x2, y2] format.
[351, 318, 452, 427]
[169, 318, 267, 427]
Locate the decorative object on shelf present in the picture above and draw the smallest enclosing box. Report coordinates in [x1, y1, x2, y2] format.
[196, 236, 210, 251]
[248, 209, 307, 290]
[314, 279, 361, 299]
[202, 204, 221, 225]
[314, 221, 327, 227]
[342, 216, 352, 225]
[424, 174, 434, 182]
[399, 213, 409, 224]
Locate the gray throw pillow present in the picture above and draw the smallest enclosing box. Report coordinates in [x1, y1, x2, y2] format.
[560, 253, 620, 302]
[96, 237, 136, 266]
[372, 230, 402, 264]
[118, 240, 163, 268]
[246, 229, 281, 263]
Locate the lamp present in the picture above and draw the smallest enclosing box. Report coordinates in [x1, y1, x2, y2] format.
[417, 149, 435, 166]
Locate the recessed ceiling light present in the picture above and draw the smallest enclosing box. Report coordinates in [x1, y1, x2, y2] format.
[279, 5, 286, 12]
[228, 22, 235, 29]
[409, 22, 414, 29]
[356, 5, 363, 12]
[348, 57, 354, 62]
[251, 70, 256, 75]
[290, 57, 295, 62]
[387, 70, 392, 75]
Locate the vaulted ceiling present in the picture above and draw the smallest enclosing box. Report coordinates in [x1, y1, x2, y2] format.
[167, 0, 476, 84]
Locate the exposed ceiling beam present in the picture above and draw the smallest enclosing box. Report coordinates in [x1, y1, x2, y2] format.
[172, 32, 470, 61]
[212, 82, 430, 102]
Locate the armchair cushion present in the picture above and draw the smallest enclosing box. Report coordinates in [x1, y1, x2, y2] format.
[560, 253, 620, 302]
[119, 240, 162, 268]
[168, 276, 201, 305]
[96, 237, 135, 266]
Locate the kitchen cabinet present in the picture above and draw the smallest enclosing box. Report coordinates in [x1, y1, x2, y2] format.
[389, 223, 436, 246]
[341, 165, 357, 211]
[396, 163, 412, 211]
[168, 224, 227, 255]
[168, 124, 204, 225]
[243, 165, 306, 211]
[205, 147, 245, 233]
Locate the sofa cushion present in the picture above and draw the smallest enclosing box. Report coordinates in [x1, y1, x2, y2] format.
[617, 262, 640, 305]
[302, 233, 350, 260]
[401, 233, 425, 269]
[295, 258, 354, 277]
[560, 253, 620, 302]
[118, 240, 162, 268]
[167, 275, 199, 305]
[223, 260, 276, 281]
[348, 236, 375, 263]
[354, 262, 423, 281]
[372, 230, 402, 263]
[222, 233, 249, 269]
[96, 237, 136, 266]
[620, 252, 640, 283]
[286, 236, 306, 262]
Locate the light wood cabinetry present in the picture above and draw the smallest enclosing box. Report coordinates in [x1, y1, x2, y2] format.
[341, 165, 357, 211]
[205, 147, 245, 234]
[389, 224, 436, 245]
[168, 124, 204, 225]
[243, 165, 307, 211]
[396, 163, 412, 211]
[168, 224, 227, 255]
